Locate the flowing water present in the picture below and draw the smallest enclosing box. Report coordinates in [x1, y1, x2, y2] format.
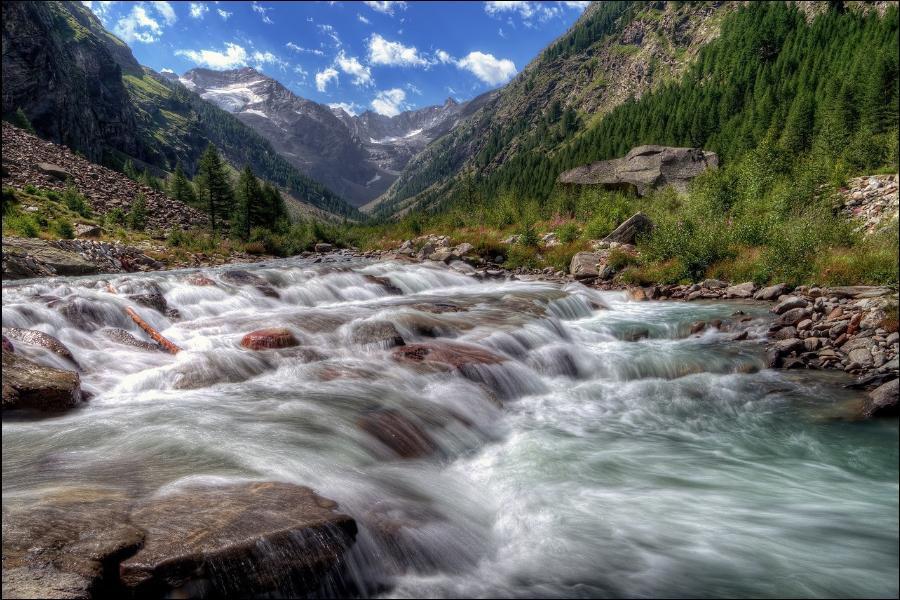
[2, 258, 898, 598]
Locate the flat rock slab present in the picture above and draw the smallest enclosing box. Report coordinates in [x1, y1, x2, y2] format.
[2, 238, 101, 278]
[826, 286, 896, 299]
[119, 482, 357, 598]
[2, 351, 82, 411]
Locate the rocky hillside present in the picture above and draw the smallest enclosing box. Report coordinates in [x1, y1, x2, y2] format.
[2, 122, 207, 231]
[371, 1, 733, 216]
[181, 68, 482, 207]
[1, 1, 358, 219]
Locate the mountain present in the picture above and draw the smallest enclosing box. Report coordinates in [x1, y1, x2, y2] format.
[181, 68, 480, 207]
[1, 1, 358, 219]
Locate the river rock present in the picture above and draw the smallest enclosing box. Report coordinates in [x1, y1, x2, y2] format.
[861, 378, 899, 418]
[827, 286, 894, 299]
[1, 489, 144, 599]
[754, 283, 787, 301]
[557, 146, 718, 196]
[186, 274, 216, 286]
[428, 248, 457, 263]
[724, 282, 756, 298]
[771, 326, 798, 340]
[847, 347, 874, 367]
[454, 242, 474, 256]
[103, 328, 164, 352]
[349, 321, 405, 348]
[2, 335, 12, 353]
[701, 279, 727, 290]
[2, 238, 101, 279]
[220, 270, 279, 298]
[118, 482, 357, 598]
[393, 342, 505, 370]
[241, 328, 299, 350]
[569, 252, 600, 279]
[357, 408, 437, 459]
[314, 243, 334, 253]
[775, 307, 808, 327]
[2, 351, 82, 411]
[2, 327, 79, 368]
[773, 296, 808, 314]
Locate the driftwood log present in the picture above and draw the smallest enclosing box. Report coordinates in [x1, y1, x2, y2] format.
[125, 307, 181, 354]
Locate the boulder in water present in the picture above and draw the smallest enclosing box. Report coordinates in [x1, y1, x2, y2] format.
[221, 270, 280, 298]
[2, 351, 82, 411]
[2, 327, 79, 368]
[349, 321, 405, 348]
[357, 408, 437, 459]
[186, 274, 216, 286]
[241, 328, 299, 350]
[103, 328, 164, 352]
[724, 282, 756, 298]
[118, 482, 357, 598]
[754, 283, 787, 301]
[2, 335, 13, 353]
[393, 342, 504, 370]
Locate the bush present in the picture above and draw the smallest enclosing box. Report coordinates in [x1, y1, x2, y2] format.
[126, 194, 147, 230]
[517, 221, 540, 247]
[2, 186, 18, 215]
[63, 185, 92, 218]
[50, 218, 74, 239]
[555, 221, 579, 243]
[23, 183, 37, 195]
[4, 212, 40, 237]
[105, 208, 126, 227]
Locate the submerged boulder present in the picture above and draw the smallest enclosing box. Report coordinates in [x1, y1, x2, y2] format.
[558, 145, 719, 196]
[119, 482, 357, 598]
[357, 408, 437, 459]
[220, 270, 280, 298]
[349, 321, 405, 349]
[861, 379, 898, 418]
[1, 351, 82, 411]
[2, 327, 79, 368]
[392, 342, 505, 370]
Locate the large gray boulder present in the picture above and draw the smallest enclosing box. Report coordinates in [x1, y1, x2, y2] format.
[2, 351, 82, 411]
[569, 252, 600, 279]
[558, 145, 719, 196]
[861, 378, 898, 418]
[2, 237, 100, 279]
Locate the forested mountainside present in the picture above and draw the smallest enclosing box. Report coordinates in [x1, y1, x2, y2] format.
[1, 1, 358, 218]
[179, 68, 482, 207]
[373, 0, 898, 218]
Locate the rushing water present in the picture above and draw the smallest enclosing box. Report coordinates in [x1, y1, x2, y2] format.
[2, 257, 898, 599]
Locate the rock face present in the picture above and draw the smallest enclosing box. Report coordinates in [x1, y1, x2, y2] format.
[837, 174, 898, 235]
[1, 351, 82, 411]
[601, 212, 654, 245]
[2, 236, 166, 279]
[119, 482, 357, 598]
[558, 145, 719, 196]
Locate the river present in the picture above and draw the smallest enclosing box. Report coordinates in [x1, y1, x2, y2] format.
[2, 257, 898, 598]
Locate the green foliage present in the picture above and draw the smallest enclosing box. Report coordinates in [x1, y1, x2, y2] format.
[126, 193, 147, 230]
[12, 107, 36, 134]
[122, 159, 138, 180]
[194, 143, 233, 233]
[555, 222, 579, 243]
[4, 212, 40, 237]
[105, 207, 126, 227]
[50, 218, 74, 239]
[517, 221, 540, 247]
[62, 185, 92, 218]
[2, 186, 18, 215]
[168, 162, 196, 205]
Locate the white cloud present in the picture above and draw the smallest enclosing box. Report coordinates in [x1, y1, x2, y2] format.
[456, 51, 516, 85]
[406, 82, 422, 95]
[328, 102, 361, 116]
[371, 88, 407, 116]
[175, 42, 248, 68]
[151, 1, 176, 25]
[368, 34, 426, 67]
[317, 24, 342, 47]
[286, 42, 326, 56]
[363, 1, 407, 16]
[251, 1, 273, 24]
[357, 13, 370, 24]
[252, 50, 288, 71]
[315, 67, 339, 92]
[435, 49, 453, 64]
[561, 1, 589, 9]
[484, 1, 578, 25]
[189, 2, 208, 19]
[160, 67, 175, 74]
[82, 1, 116, 23]
[113, 5, 162, 43]
[216, 8, 232, 19]
[484, 1, 535, 19]
[336, 52, 373, 86]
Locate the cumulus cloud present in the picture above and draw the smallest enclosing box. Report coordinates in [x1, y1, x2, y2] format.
[328, 102, 362, 116]
[217, 8, 232, 19]
[363, 1, 407, 16]
[251, 1, 273, 24]
[189, 2, 208, 19]
[456, 51, 517, 85]
[370, 88, 408, 116]
[484, 1, 581, 25]
[316, 67, 339, 92]
[367, 34, 426, 67]
[160, 67, 175, 74]
[336, 51, 373, 86]
[113, 5, 162, 43]
[175, 42, 248, 69]
[251, 50, 288, 71]
[357, 13, 371, 24]
[435, 49, 453, 64]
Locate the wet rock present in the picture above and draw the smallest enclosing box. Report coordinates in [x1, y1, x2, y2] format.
[314, 243, 334, 253]
[127, 292, 167, 314]
[771, 326, 798, 340]
[1, 489, 144, 599]
[626, 287, 648, 301]
[690, 321, 706, 334]
[54, 297, 117, 332]
[119, 482, 357, 598]
[220, 270, 279, 298]
[569, 252, 600, 279]
[621, 327, 650, 342]
[861, 378, 899, 418]
[724, 282, 756, 298]
[364, 275, 402, 295]
[349, 321, 405, 348]
[186, 274, 216, 286]
[356, 409, 437, 459]
[2, 327, 79, 368]
[773, 296, 808, 314]
[2, 351, 82, 411]
[410, 302, 466, 314]
[392, 342, 504, 370]
[773, 338, 804, 355]
[241, 328, 299, 350]
[754, 283, 787, 301]
[2, 335, 12, 353]
[732, 331, 749, 341]
[103, 328, 164, 352]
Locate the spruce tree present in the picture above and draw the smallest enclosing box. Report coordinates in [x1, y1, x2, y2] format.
[233, 165, 263, 240]
[169, 162, 196, 205]
[196, 143, 233, 233]
[261, 182, 287, 229]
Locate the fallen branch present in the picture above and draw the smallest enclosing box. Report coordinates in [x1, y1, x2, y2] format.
[125, 307, 181, 354]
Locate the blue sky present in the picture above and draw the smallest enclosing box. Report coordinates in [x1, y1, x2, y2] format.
[82, 1, 587, 115]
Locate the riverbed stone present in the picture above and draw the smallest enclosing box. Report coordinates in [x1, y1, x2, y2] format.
[356, 408, 437, 459]
[754, 283, 787, 301]
[2, 351, 82, 412]
[241, 328, 299, 350]
[349, 321, 405, 348]
[119, 482, 357, 598]
[775, 307, 808, 327]
[392, 342, 505, 370]
[861, 378, 899, 418]
[2, 327, 80, 368]
[569, 252, 600, 279]
[773, 296, 808, 314]
[103, 328, 164, 352]
[220, 270, 280, 298]
[724, 282, 755, 298]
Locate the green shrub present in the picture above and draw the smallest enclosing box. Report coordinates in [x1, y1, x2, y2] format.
[63, 185, 92, 218]
[23, 183, 37, 195]
[555, 221, 579, 243]
[4, 212, 40, 237]
[50, 218, 74, 239]
[126, 194, 147, 230]
[517, 221, 539, 247]
[2, 186, 18, 215]
[105, 208, 126, 227]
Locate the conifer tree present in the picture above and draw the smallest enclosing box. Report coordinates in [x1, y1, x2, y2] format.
[195, 143, 233, 233]
[13, 107, 36, 134]
[233, 165, 263, 240]
[169, 162, 196, 205]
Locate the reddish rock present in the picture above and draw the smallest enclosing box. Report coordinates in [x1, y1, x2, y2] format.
[392, 342, 504, 369]
[240, 328, 299, 350]
[357, 409, 437, 459]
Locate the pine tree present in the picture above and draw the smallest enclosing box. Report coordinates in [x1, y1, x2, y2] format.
[169, 162, 196, 205]
[122, 159, 138, 180]
[195, 143, 233, 233]
[13, 107, 36, 134]
[261, 182, 287, 230]
[232, 165, 263, 240]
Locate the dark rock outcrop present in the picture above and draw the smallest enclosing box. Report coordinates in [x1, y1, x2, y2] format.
[349, 321, 405, 348]
[558, 145, 719, 196]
